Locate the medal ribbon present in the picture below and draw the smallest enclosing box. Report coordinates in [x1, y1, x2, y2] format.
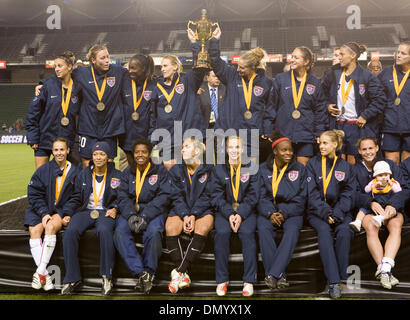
[272, 161, 288, 198]
[230, 163, 241, 202]
[132, 78, 148, 112]
[135, 162, 151, 203]
[241, 73, 256, 111]
[91, 66, 107, 102]
[61, 78, 73, 117]
[392, 65, 410, 102]
[55, 161, 68, 203]
[341, 71, 354, 106]
[322, 156, 338, 198]
[291, 70, 307, 110]
[156, 76, 180, 105]
[93, 168, 107, 208]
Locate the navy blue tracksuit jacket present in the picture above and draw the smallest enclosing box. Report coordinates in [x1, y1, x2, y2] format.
[168, 163, 214, 219]
[378, 65, 410, 135]
[400, 157, 410, 219]
[272, 71, 328, 143]
[26, 75, 81, 149]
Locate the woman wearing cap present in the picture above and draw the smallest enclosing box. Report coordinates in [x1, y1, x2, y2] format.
[209, 27, 275, 161]
[271, 46, 328, 166]
[27, 51, 81, 169]
[212, 135, 259, 297]
[378, 41, 410, 165]
[114, 137, 170, 294]
[322, 41, 386, 165]
[24, 137, 80, 291]
[165, 137, 214, 293]
[60, 141, 121, 296]
[351, 137, 406, 289]
[306, 130, 356, 298]
[257, 131, 307, 290]
[149, 30, 208, 170]
[119, 55, 156, 167]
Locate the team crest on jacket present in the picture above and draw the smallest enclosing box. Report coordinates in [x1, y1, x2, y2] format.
[175, 83, 184, 94]
[199, 173, 207, 184]
[107, 77, 116, 88]
[148, 174, 158, 185]
[359, 84, 365, 95]
[110, 178, 120, 189]
[71, 96, 78, 104]
[240, 173, 250, 183]
[288, 170, 299, 181]
[253, 86, 264, 96]
[306, 84, 315, 95]
[334, 171, 345, 181]
[144, 91, 152, 101]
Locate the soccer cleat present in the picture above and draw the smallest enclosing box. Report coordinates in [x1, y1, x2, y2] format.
[168, 269, 182, 294]
[61, 280, 82, 295]
[349, 220, 362, 233]
[140, 271, 155, 295]
[264, 275, 277, 290]
[216, 282, 228, 296]
[328, 284, 342, 299]
[277, 276, 290, 289]
[178, 272, 191, 289]
[31, 273, 42, 290]
[102, 276, 113, 296]
[390, 274, 399, 287]
[242, 283, 254, 297]
[42, 274, 55, 291]
[375, 269, 382, 280]
[379, 272, 392, 289]
[371, 215, 384, 228]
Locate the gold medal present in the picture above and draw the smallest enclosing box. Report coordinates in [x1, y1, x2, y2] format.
[96, 102, 105, 111]
[135, 203, 140, 212]
[60, 116, 70, 126]
[393, 66, 410, 107]
[292, 110, 301, 119]
[244, 110, 252, 119]
[132, 112, 139, 121]
[232, 202, 240, 212]
[164, 104, 173, 113]
[90, 209, 99, 219]
[395, 97, 401, 106]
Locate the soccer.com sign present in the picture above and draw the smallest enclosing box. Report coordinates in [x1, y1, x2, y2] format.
[0, 135, 27, 144]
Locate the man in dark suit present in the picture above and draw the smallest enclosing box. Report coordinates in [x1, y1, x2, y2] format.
[198, 70, 226, 129]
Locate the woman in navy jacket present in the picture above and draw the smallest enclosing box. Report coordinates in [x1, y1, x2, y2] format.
[258, 131, 307, 290]
[272, 46, 328, 165]
[114, 137, 170, 294]
[378, 41, 410, 164]
[24, 137, 80, 292]
[321, 42, 386, 165]
[119, 55, 156, 167]
[149, 30, 207, 170]
[60, 142, 121, 296]
[165, 137, 214, 294]
[306, 129, 355, 299]
[208, 27, 275, 160]
[26, 52, 80, 169]
[353, 137, 407, 289]
[212, 135, 259, 297]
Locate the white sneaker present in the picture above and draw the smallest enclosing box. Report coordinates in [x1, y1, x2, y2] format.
[31, 273, 42, 290]
[43, 274, 55, 291]
[216, 282, 229, 296]
[179, 273, 191, 289]
[349, 220, 361, 233]
[242, 282, 254, 297]
[379, 272, 392, 289]
[168, 269, 182, 294]
[390, 274, 399, 287]
[371, 215, 384, 228]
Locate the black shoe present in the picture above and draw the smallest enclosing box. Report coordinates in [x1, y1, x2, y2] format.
[264, 275, 277, 290]
[61, 280, 82, 295]
[277, 276, 289, 289]
[140, 271, 155, 295]
[102, 276, 113, 296]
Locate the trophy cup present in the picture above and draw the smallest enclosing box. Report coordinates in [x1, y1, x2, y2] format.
[187, 9, 219, 69]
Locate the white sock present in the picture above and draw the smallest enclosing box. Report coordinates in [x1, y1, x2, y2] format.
[354, 219, 362, 227]
[29, 238, 42, 267]
[381, 257, 394, 273]
[377, 263, 382, 273]
[36, 235, 56, 275]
